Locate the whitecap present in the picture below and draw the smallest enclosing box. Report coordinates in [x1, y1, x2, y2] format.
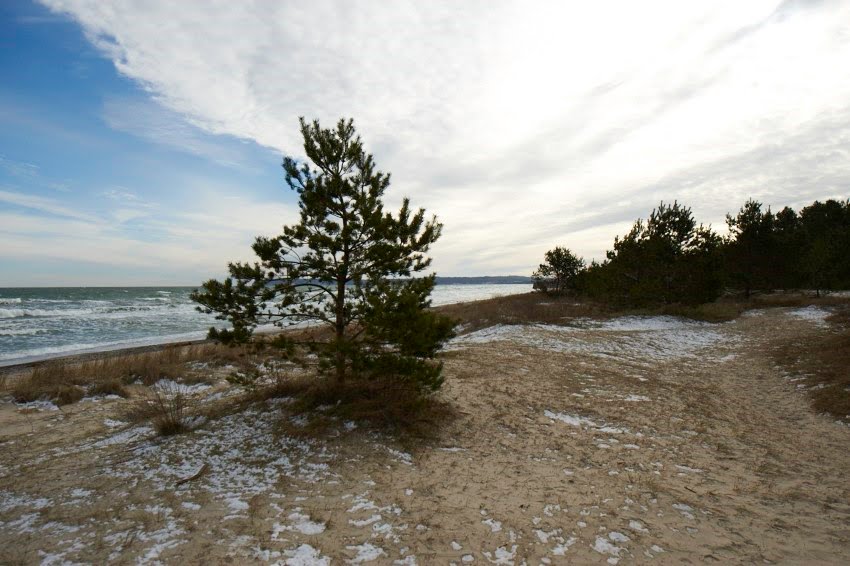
[0, 328, 46, 336]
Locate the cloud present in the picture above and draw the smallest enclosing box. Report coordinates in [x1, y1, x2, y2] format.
[0, 183, 297, 285]
[0, 188, 96, 222]
[101, 96, 268, 170]
[0, 155, 71, 192]
[0, 155, 40, 180]
[39, 0, 850, 275]
[101, 186, 146, 203]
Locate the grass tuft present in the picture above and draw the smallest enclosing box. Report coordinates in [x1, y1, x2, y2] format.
[127, 383, 191, 436]
[88, 378, 129, 398]
[11, 363, 83, 404]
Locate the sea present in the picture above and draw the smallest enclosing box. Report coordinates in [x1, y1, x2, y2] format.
[0, 284, 530, 366]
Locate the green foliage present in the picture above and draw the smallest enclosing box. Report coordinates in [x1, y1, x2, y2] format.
[723, 198, 850, 296]
[541, 198, 848, 308]
[192, 117, 453, 391]
[585, 201, 722, 306]
[724, 199, 779, 297]
[532, 246, 585, 295]
[799, 199, 850, 293]
[226, 367, 263, 391]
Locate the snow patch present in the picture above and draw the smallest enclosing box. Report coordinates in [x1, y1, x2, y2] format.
[283, 544, 330, 566]
[788, 306, 830, 326]
[628, 520, 648, 533]
[552, 537, 577, 555]
[15, 400, 59, 411]
[673, 503, 695, 520]
[482, 545, 517, 564]
[449, 316, 728, 363]
[349, 514, 382, 527]
[592, 536, 622, 558]
[346, 542, 386, 563]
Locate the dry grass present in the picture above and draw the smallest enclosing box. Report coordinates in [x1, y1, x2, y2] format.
[775, 306, 850, 422]
[435, 292, 609, 332]
[258, 373, 456, 441]
[5, 343, 250, 406]
[437, 291, 850, 334]
[743, 292, 850, 310]
[434, 291, 744, 331]
[87, 378, 129, 398]
[10, 364, 87, 405]
[126, 383, 192, 436]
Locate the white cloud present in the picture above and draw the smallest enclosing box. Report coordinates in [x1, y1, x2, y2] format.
[0, 185, 296, 285]
[0, 188, 96, 222]
[0, 155, 71, 192]
[40, 0, 850, 275]
[101, 96, 267, 170]
[101, 186, 143, 202]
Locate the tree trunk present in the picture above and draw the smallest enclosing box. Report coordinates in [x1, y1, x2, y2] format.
[335, 276, 346, 383]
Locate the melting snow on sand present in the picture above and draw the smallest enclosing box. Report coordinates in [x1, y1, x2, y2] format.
[787, 306, 831, 327]
[447, 315, 730, 363]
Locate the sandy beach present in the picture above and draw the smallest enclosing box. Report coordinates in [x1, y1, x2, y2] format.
[1, 300, 849, 564]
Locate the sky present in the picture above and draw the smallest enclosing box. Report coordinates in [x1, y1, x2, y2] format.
[1, 0, 849, 286]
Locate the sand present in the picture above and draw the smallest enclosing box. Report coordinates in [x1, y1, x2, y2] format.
[1, 306, 849, 564]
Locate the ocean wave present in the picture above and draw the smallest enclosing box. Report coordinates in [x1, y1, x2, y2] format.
[0, 307, 100, 319]
[0, 303, 198, 320]
[0, 328, 47, 336]
[1, 308, 29, 319]
[0, 298, 22, 305]
[0, 330, 207, 363]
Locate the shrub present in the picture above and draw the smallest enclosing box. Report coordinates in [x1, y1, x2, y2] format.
[88, 378, 129, 398]
[128, 383, 191, 436]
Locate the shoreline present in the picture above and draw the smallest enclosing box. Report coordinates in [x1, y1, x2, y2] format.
[4, 289, 846, 375]
[0, 322, 299, 375]
[0, 294, 510, 374]
[0, 285, 533, 372]
[0, 337, 213, 376]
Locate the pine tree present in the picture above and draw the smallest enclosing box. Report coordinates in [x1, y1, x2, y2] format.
[725, 199, 777, 297]
[192, 118, 455, 391]
[593, 201, 721, 306]
[532, 247, 585, 295]
[799, 199, 850, 293]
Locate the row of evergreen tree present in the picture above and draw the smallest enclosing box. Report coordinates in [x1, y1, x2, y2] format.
[534, 198, 850, 306]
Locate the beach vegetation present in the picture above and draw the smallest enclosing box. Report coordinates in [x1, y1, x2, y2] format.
[560, 201, 723, 307]
[775, 307, 850, 420]
[5, 344, 237, 408]
[192, 118, 454, 392]
[724, 199, 782, 298]
[128, 382, 191, 436]
[88, 378, 129, 398]
[532, 246, 584, 295]
[533, 198, 849, 308]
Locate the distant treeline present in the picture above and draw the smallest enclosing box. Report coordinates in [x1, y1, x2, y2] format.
[435, 276, 533, 285]
[274, 275, 534, 287]
[534, 198, 850, 306]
